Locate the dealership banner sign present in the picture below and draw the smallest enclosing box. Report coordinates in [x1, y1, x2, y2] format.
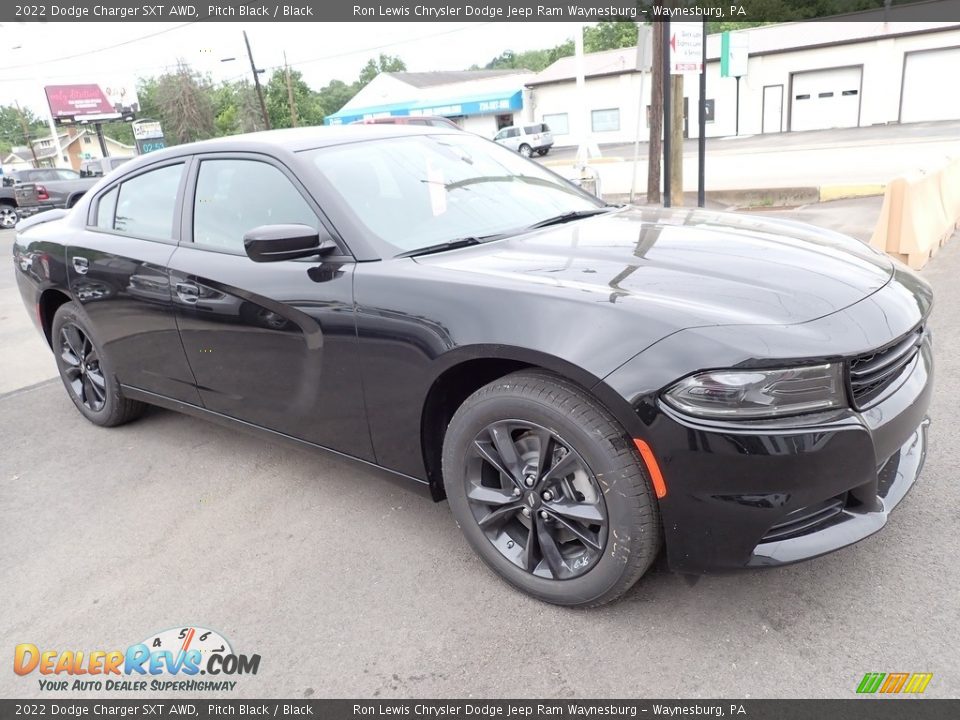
[5, 0, 960, 23]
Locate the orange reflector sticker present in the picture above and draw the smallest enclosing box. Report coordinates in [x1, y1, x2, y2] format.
[633, 438, 667, 499]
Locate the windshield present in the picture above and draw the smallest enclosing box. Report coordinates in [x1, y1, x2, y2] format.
[306, 134, 601, 256]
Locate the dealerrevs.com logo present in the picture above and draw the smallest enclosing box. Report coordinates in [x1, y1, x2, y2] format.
[14, 626, 261, 692]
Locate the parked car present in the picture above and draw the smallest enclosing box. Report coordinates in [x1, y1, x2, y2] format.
[13, 126, 933, 606]
[494, 123, 553, 157]
[1, 168, 82, 229]
[13, 167, 99, 219]
[80, 156, 133, 178]
[350, 115, 461, 130]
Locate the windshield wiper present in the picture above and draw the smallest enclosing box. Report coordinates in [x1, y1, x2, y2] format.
[397, 236, 491, 258]
[526, 207, 616, 230]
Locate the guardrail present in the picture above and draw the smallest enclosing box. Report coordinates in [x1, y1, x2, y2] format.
[870, 157, 960, 269]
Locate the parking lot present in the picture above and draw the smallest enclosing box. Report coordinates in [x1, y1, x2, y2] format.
[2, 209, 959, 699]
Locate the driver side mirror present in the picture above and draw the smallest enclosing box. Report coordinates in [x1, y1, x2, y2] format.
[243, 224, 338, 263]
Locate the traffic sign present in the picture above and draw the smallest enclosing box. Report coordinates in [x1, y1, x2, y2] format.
[670, 22, 704, 75]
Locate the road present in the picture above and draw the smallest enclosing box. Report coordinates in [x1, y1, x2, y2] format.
[541, 120, 960, 194]
[1, 207, 958, 699]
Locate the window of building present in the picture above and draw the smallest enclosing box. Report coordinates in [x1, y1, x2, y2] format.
[192, 159, 318, 253]
[114, 163, 184, 240]
[542, 113, 569, 135]
[591, 108, 620, 133]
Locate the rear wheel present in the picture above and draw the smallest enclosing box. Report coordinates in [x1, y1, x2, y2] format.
[442, 371, 661, 606]
[537, 148, 549, 156]
[0, 203, 17, 229]
[52, 302, 146, 427]
[518, 143, 533, 158]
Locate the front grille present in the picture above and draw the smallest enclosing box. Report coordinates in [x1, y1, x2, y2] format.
[760, 495, 846, 543]
[848, 326, 923, 408]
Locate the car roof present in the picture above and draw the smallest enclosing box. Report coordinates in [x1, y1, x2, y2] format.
[161, 124, 461, 156]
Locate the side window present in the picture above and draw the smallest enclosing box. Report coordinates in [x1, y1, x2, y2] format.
[114, 163, 184, 240]
[95, 187, 119, 229]
[507, 128, 521, 138]
[192, 159, 318, 253]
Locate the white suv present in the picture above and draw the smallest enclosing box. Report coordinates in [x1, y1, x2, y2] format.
[493, 123, 553, 158]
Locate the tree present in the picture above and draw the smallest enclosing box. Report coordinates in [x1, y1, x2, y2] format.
[265, 68, 324, 129]
[583, 21, 639, 53]
[0, 104, 47, 157]
[356, 54, 406, 89]
[142, 61, 216, 145]
[316, 79, 355, 119]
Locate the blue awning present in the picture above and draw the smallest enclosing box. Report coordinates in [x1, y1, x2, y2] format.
[325, 89, 523, 125]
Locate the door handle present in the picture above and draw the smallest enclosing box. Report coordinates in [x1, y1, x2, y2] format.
[175, 282, 200, 304]
[72, 256, 89, 275]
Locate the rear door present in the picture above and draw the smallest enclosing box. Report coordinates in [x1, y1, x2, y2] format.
[66, 159, 202, 404]
[167, 153, 374, 460]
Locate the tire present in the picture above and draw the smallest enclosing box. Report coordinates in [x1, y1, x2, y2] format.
[442, 371, 661, 606]
[537, 148, 549, 156]
[518, 143, 533, 158]
[52, 302, 146, 427]
[0, 203, 18, 229]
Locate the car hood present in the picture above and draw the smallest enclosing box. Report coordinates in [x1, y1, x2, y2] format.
[415, 206, 894, 328]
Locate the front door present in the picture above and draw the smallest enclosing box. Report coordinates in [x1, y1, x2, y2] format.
[66, 160, 201, 404]
[167, 154, 374, 461]
[762, 85, 783, 134]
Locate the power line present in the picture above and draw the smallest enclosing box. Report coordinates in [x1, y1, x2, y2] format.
[0, 23, 196, 71]
[220, 23, 493, 84]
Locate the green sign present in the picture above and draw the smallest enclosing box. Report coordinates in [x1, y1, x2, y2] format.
[721, 31, 749, 78]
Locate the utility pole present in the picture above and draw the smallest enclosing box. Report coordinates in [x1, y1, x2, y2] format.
[647, 17, 663, 205]
[14, 101, 40, 168]
[284, 52, 298, 128]
[244, 30, 271, 130]
[670, 73, 684, 207]
[697, 18, 707, 208]
[662, 20, 671, 208]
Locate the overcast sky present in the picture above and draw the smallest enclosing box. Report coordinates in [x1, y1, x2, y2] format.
[0, 21, 584, 117]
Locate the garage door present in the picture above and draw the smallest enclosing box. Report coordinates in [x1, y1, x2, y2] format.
[901, 47, 960, 123]
[790, 66, 862, 132]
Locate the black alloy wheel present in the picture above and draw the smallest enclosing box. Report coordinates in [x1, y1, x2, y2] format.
[51, 302, 146, 427]
[465, 420, 607, 580]
[443, 371, 662, 606]
[59, 323, 107, 412]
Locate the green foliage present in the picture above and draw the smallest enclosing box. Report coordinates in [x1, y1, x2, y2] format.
[265, 68, 325, 129]
[481, 21, 638, 72]
[0, 104, 47, 158]
[357, 54, 407, 89]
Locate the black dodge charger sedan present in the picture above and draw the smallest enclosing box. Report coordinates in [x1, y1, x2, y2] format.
[12, 126, 933, 606]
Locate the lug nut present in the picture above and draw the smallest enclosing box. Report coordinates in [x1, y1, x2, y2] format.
[513, 487, 521, 496]
[540, 511, 549, 520]
[522, 507, 532, 517]
[542, 490, 553, 501]
[524, 475, 536, 487]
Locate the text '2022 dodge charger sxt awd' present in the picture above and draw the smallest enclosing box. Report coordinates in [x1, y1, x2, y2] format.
[13, 125, 933, 606]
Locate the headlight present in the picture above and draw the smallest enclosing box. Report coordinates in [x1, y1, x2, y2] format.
[662, 363, 845, 419]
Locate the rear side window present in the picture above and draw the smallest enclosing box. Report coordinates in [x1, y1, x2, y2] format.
[524, 124, 547, 134]
[95, 187, 119, 229]
[192, 159, 318, 253]
[114, 163, 184, 240]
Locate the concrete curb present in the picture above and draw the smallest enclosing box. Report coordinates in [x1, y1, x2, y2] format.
[601, 184, 887, 209]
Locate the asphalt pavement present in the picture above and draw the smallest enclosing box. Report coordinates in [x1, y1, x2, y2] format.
[2, 201, 958, 698]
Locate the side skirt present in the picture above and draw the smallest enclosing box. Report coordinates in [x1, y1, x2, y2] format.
[121, 385, 433, 498]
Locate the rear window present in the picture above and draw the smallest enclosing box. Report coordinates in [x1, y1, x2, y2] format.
[524, 124, 549, 134]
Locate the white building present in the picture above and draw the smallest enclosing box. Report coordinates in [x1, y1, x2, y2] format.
[325, 70, 534, 137]
[527, 20, 960, 147]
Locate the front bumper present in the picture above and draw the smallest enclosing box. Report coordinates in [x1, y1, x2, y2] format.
[643, 332, 933, 573]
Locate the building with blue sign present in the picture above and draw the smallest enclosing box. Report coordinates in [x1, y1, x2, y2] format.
[325, 70, 533, 138]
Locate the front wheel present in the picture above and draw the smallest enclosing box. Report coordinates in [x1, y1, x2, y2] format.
[442, 371, 661, 606]
[52, 302, 146, 427]
[518, 143, 533, 158]
[0, 203, 18, 229]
